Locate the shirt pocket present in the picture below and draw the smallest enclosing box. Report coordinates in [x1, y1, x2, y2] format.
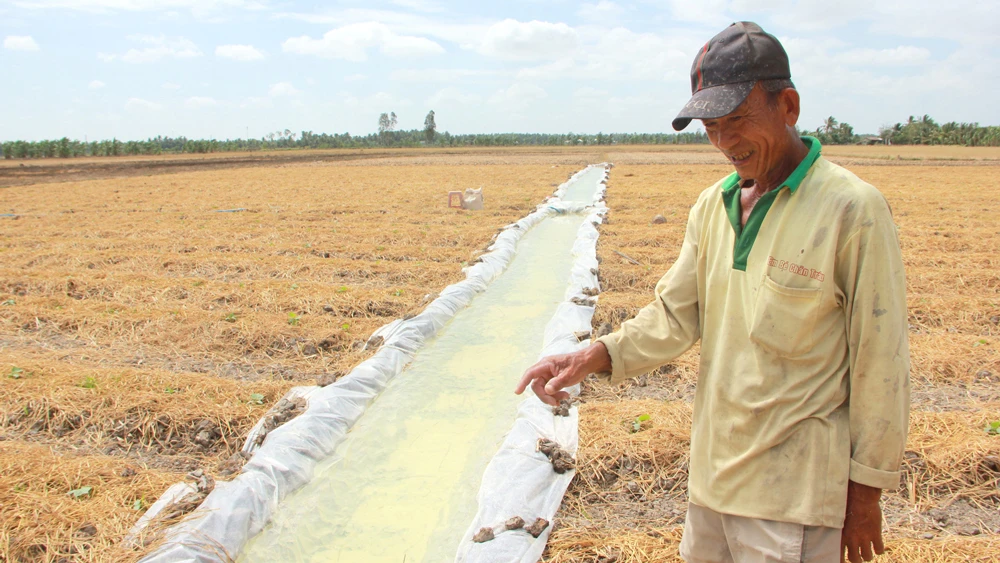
[749, 274, 822, 358]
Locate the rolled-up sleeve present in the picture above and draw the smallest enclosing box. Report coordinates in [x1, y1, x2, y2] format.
[596, 202, 703, 385]
[839, 191, 911, 490]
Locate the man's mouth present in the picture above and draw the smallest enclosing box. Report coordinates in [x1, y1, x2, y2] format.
[730, 150, 753, 164]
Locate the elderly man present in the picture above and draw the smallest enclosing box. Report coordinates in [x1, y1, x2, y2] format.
[516, 21, 909, 563]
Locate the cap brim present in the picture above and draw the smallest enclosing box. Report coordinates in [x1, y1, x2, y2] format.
[672, 81, 755, 131]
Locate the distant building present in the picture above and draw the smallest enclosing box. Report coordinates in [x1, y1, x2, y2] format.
[859, 135, 886, 146]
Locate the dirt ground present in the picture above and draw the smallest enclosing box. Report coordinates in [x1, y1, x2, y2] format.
[1, 145, 998, 562]
[0, 149, 591, 561]
[2, 143, 998, 189]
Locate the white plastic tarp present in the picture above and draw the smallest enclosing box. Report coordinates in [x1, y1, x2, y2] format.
[455, 171, 607, 563]
[139, 164, 609, 563]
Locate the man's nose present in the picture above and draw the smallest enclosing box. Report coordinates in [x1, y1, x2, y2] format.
[716, 126, 740, 151]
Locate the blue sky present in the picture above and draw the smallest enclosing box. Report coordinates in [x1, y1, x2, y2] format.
[2, 0, 998, 142]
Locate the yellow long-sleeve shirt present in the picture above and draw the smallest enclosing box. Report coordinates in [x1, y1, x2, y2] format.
[597, 138, 910, 528]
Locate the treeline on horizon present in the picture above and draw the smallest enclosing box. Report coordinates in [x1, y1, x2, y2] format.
[3, 115, 999, 159]
[809, 114, 1000, 147]
[0, 130, 709, 159]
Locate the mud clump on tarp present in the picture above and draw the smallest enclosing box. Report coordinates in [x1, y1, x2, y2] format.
[470, 516, 544, 544]
[537, 438, 576, 474]
[217, 450, 250, 477]
[505, 516, 525, 530]
[315, 371, 343, 387]
[253, 397, 307, 447]
[472, 527, 495, 543]
[581, 287, 600, 297]
[525, 518, 550, 538]
[553, 399, 573, 417]
[364, 334, 384, 351]
[571, 296, 596, 307]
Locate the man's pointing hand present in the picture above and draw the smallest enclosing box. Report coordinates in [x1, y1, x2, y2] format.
[515, 342, 612, 406]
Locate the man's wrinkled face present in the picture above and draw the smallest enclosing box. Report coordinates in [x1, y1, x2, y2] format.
[701, 85, 791, 183]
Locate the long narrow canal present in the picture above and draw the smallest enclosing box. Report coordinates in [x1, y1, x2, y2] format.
[239, 166, 605, 562]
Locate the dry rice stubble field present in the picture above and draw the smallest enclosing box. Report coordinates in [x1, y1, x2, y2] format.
[1, 146, 998, 562]
[543, 156, 1000, 562]
[0, 157, 589, 561]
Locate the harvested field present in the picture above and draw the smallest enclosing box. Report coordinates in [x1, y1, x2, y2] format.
[543, 150, 1000, 562]
[4, 144, 997, 189]
[1, 145, 997, 562]
[0, 155, 585, 561]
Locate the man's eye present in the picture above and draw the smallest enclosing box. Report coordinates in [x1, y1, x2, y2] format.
[730, 116, 743, 122]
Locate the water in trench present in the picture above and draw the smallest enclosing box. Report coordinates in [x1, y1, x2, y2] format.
[561, 165, 605, 203]
[239, 168, 602, 563]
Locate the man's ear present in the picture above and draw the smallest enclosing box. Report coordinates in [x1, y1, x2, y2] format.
[780, 88, 801, 127]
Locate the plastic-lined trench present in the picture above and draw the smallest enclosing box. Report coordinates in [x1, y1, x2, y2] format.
[140, 165, 608, 563]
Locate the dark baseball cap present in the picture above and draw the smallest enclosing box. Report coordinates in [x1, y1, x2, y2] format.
[672, 22, 791, 131]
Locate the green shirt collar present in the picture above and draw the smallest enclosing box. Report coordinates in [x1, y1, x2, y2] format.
[720, 136, 822, 194]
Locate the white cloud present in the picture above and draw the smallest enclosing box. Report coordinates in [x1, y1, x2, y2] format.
[728, 0, 784, 11]
[240, 96, 271, 109]
[666, 0, 732, 27]
[513, 27, 691, 84]
[577, 1, 624, 23]
[390, 68, 499, 82]
[4, 35, 39, 51]
[11, 0, 269, 19]
[268, 81, 299, 97]
[586, 27, 691, 81]
[274, 9, 488, 49]
[606, 93, 673, 121]
[573, 86, 609, 100]
[867, 0, 998, 47]
[781, 38, 934, 94]
[835, 46, 931, 66]
[5, 2, 996, 140]
[479, 19, 579, 60]
[516, 58, 575, 80]
[88, 79, 105, 89]
[381, 33, 444, 57]
[751, 0, 997, 47]
[100, 35, 201, 63]
[185, 96, 218, 108]
[389, 0, 443, 12]
[215, 44, 264, 61]
[162, 81, 181, 90]
[771, 32, 1000, 133]
[282, 22, 445, 62]
[770, 0, 870, 31]
[488, 83, 547, 107]
[427, 87, 482, 107]
[125, 97, 162, 112]
[12, 0, 265, 9]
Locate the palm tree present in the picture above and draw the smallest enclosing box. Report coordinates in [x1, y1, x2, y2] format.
[823, 116, 838, 134]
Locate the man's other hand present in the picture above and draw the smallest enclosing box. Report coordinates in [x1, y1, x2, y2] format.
[515, 342, 611, 406]
[841, 480, 885, 563]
